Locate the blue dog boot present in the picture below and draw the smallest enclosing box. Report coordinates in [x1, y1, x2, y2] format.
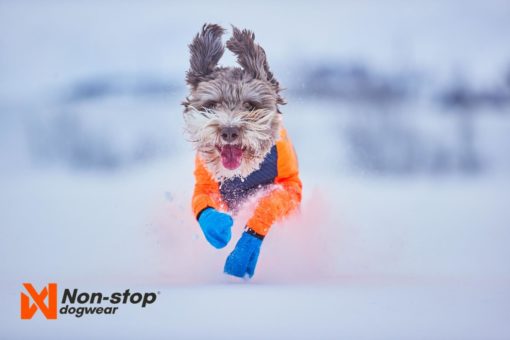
[224, 229, 263, 278]
[197, 208, 233, 249]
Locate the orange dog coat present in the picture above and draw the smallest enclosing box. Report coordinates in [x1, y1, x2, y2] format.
[192, 127, 302, 236]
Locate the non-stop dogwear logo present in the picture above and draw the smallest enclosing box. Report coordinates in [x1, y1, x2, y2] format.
[21, 283, 58, 320]
[21, 283, 158, 319]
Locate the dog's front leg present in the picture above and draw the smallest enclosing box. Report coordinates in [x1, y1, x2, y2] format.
[192, 155, 233, 248]
[223, 180, 301, 278]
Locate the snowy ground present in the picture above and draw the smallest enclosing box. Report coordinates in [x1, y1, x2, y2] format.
[4, 283, 510, 339]
[1, 0, 510, 339]
[1, 160, 510, 338]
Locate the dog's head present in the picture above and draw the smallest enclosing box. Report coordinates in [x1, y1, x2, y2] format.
[182, 24, 285, 180]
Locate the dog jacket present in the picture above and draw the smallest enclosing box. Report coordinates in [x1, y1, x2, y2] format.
[192, 127, 302, 236]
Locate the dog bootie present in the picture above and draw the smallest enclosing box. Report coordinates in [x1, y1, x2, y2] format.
[198, 208, 233, 249]
[224, 230, 263, 278]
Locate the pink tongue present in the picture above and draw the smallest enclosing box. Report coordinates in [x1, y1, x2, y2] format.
[220, 145, 243, 170]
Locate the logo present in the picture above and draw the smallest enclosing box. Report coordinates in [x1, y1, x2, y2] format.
[21, 283, 58, 320]
[20, 283, 158, 319]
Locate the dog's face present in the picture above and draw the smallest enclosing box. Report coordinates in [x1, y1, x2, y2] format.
[183, 24, 285, 181]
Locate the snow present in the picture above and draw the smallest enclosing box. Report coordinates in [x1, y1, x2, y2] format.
[1, 163, 510, 338]
[1, 0, 510, 338]
[5, 283, 510, 339]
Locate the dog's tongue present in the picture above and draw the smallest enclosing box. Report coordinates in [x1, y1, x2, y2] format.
[220, 145, 243, 170]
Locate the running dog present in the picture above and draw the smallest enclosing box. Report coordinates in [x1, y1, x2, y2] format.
[182, 24, 302, 278]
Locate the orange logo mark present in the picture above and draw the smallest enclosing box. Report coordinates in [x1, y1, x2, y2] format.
[20, 283, 58, 319]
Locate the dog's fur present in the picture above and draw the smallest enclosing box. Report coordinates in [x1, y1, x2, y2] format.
[182, 24, 285, 181]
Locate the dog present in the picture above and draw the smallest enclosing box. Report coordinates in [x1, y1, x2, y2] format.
[182, 24, 302, 278]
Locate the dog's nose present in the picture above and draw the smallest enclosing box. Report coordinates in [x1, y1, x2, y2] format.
[220, 126, 240, 143]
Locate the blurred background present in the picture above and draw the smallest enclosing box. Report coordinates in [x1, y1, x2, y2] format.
[1, 1, 510, 175]
[1, 0, 510, 338]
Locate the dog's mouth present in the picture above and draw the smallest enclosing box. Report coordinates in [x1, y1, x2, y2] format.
[217, 144, 244, 170]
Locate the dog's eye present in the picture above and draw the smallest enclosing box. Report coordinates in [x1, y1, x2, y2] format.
[202, 101, 217, 110]
[243, 102, 257, 111]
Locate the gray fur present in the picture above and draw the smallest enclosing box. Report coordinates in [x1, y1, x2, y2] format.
[183, 24, 285, 180]
[186, 24, 226, 88]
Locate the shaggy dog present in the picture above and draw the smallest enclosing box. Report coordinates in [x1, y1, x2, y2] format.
[182, 24, 302, 278]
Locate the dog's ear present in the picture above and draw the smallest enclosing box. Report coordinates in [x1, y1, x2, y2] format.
[186, 24, 225, 88]
[226, 26, 278, 86]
